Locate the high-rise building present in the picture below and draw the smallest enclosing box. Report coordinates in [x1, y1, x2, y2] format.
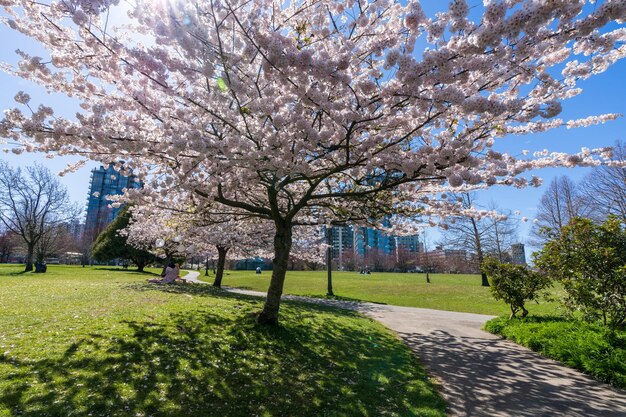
[329, 225, 354, 267]
[84, 163, 141, 241]
[394, 234, 421, 253]
[511, 243, 527, 265]
[330, 224, 421, 267]
[353, 226, 394, 257]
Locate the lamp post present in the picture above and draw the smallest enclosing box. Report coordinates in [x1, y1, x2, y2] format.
[326, 225, 334, 297]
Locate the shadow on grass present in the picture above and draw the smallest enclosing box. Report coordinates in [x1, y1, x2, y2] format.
[507, 315, 571, 324]
[7, 270, 30, 276]
[94, 267, 160, 276]
[0, 266, 30, 277]
[126, 281, 370, 318]
[178, 277, 387, 308]
[131, 282, 392, 317]
[0, 289, 445, 417]
[311, 294, 388, 305]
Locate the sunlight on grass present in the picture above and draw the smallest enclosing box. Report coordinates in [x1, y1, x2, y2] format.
[202, 270, 563, 316]
[0, 265, 445, 416]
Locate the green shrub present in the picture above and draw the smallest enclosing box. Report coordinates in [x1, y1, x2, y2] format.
[535, 216, 626, 328]
[481, 258, 552, 319]
[485, 316, 626, 388]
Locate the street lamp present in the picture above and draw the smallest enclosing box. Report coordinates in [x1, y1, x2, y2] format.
[326, 224, 334, 297]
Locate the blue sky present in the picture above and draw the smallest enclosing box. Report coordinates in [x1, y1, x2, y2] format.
[1, 2, 625, 251]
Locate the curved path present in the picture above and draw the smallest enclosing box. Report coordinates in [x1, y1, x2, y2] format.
[183, 271, 626, 416]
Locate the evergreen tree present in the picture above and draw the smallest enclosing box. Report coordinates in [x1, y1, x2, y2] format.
[92, 207, 155, 272]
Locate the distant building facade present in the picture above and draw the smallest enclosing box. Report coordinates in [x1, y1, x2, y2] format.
[328, 224, 421, 270]
[394, 235, 421, 253]
[511, 243, 527, 265]
[84, 163, 141, 242]
[416, 247, 470, 273]
[329, 225, 354, 266]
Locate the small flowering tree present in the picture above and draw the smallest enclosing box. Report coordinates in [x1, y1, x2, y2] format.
[123, 206, 192, 270]
[2, 1, 626, 323]
[188, 218, 275, 288]
[124, 194, 325, 287]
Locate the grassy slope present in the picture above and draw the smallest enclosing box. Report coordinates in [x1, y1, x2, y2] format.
[0, 265, 445, 417]
[202, 270, 561, 316]
[485, 317, 626, 389]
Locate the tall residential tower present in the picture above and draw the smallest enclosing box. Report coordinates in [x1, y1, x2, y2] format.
[84, 163, 141, 242]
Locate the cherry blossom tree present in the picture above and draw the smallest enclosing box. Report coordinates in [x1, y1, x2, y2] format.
[123, 204, 196, 269]
[124, 194, 325, 287]
[2, 0, 626, 323]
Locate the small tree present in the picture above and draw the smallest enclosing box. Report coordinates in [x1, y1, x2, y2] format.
[535, 216, 626, 328]
[92, 206, 155, 272]
[580, 140, 626, 222]
[482, 258, 551, 319]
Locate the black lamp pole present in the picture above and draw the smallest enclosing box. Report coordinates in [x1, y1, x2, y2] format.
[326, 225, 334, 296]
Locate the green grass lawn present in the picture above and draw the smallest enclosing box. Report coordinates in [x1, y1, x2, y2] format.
[201, 270, 562, 316]
[0, 264, 445, 417]
[485, 316, 626, 389]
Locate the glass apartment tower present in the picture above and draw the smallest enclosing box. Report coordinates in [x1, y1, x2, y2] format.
[84, 163, 142, 242]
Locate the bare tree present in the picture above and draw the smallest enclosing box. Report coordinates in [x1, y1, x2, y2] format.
[440, 193, 492, 286]
[34, 223, 77, 265]
[0, 162, 78, 272]
[483, 203, 519, 263]
[0, 227, 20, 263]
[580, 141, 626, 222]
[440, 194, 519, 285]
[531, 176, 590, 244]
[395, 247, 417, 272]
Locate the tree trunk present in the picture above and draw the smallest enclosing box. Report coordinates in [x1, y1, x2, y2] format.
[25, 244, 34, 272]
[520, 306, 529, 318]
[481, 272, 490, 287]
[257, 222, 292, 325]
[470, 217, 489, 287]
[213, 245, 228, 288]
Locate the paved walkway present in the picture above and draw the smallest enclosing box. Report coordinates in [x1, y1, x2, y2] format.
[183, 271, 626, 416]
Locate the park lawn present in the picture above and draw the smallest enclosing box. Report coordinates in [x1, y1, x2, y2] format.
[202, 270, 562, 316]
[485, 317, 626, 389]
[0, 265, 446, 417]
